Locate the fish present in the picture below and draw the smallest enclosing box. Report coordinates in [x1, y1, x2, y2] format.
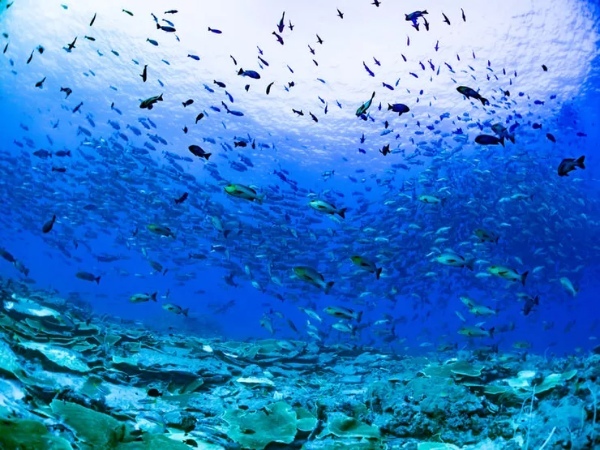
[76, 271, 101, 284]
[435, 252, 474, 270]
[474, 228, 499, 243]
[188, 145, 211, 160]
[557, 156, 585, 176]
[356, 91, 375, 116]
[140, 64, 147, 82]
[405, 10, 428, 21]
[294, 267, 334, 293]
[208, 27, 222, 34]
[351, 256, 382, 279]
[157, 24, 176, 32]
[130, 292, 157, 303]
[163, 303, 189, 316]
[146, 38, 158, 46]
[457, 86, 489, 105]
[35, 77, 46, 88]
[188, 54, 200, 61]
[388, 103, 410, 116]
[174, 192, 188, 205]
[324, 306, 362, 321]
[224, 184, 264, 204]
[442, 12, 451, 25]
[147, 224, 176, 238]
[89, 13, 97, 26]
[337, 9, 344, 19]
[139, 94, 163, 110]
[237, 68, 260, 79]
[309, 199, 346, 218]
[182, 99, 194, 107]
[272, 32, 284, 45]
[559, 277, 577, 297]
[459, 326, 494, 338]
[475, 135, 504, 146]
[42, 215, 56, 233]
[491, 123, 515, 144]
[487, 266, 528, 285]
[122, 9, 133, 16]
[522, 295, 539, 316]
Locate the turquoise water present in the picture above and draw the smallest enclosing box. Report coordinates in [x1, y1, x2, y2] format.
[1, 1, 600, 355]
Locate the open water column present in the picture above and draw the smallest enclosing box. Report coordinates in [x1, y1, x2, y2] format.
[0, 0, 599, 448]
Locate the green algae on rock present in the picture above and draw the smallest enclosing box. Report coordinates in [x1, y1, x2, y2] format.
[0, 418, 73, 450]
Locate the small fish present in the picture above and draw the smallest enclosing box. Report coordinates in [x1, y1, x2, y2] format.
[559, 277, 577, 297]
[475, 135, 504, 146]
[474, 228, 499, 243]
[487, 266, 528, 285]
[188, 144, 211, 160]
[163, 303, 189, 316]
[147, 224, 176, 238]
[442, 12, 451, 25]
[182, 99, 194, 107]
[157, 24, 176, 32]
[42, 215, 56, 233]
[174, 192, 189, 204]
[546, 133, 556, 143]
[405, 10, 428, 21]
[122, 9, 133, 16]
[130, 292, 157, 303]
[309, 199, 346, 218]
[363, 61, 375, 77]
[208, 27, 222, 34]
[557, 156, 585, 176]
[388, 103, 410, 116]
[294, 267, 334, 293]
[195, 113, 205, 123]
[380, 144, 390, 156]
[542, 64, 548, 72]
[277, 11, 285, 32]
[324, 306, 361, 321]
[238, 68, 260, 79]
[139, 94, 163, 110]
[60, 87, 72, 98]
[457, 86, 489, 105]
[89, 13, 97, 26]
[146, 38, 158, 46]
[461, 8, 466, 21]
[272, 31, 284, 45]
[292, 109, 303, 116]
[522, 295, 539, 316]
[188, 54, 200, 61]
[435, 252, 474, 270]
[165, 9, 178, 14]
[140, 64, 147, 82]
[356, 91, 375, 116]
[35, 77, 46, 88]
[76, 271, 101, 284]
[316, 34, 324, 45]
[266, 82, 274, 95]
[84, 35, 95, 41]
[224, 184, 264, 204]
[351, 256, 382, 279]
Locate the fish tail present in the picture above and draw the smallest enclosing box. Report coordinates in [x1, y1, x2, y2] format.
[151, 292, 157, 302]
[183, 308, 189, 317]
[489, 327, 495, 338]
[576, 155, 585, 169]
[156, 23, 160, 29]
[158, 94, 163, 101]
[204, 153, 212, 160]
[371, 91, 376, 99]
[376, 267, 382, 280]
[423, 10, 428, 14]
[95, 276, 101, 284]
[324, 281, 334, 294]
[521, 271, 529, 286]
[255, 194, 265, 205]
[387, 103, 392, 110]
[499, 136, 505, 147]
[337, 208, 347, 219]
[508, 134, 515, 144]
[356, 311, 363, 323]
[480, 97, 489, 106]
[465, 259, 475, 271]
[223, 229, 231, 238]
[238, 68, 243, 75]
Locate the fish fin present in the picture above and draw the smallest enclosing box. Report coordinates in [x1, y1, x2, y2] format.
[576, 155, 585, 169]
[499, 136, 505, 147]
[158, 94, 163, 101]
[95, 276, 101, 284]
[337, 208, 347, 219]
[376, 267, 382, 280]
[508, 134, 515, 144]
[324, 281, 334, 294]
[521, 271, 529, 286]
[151, 292, 157, 302]
[356, 311, 363, 323]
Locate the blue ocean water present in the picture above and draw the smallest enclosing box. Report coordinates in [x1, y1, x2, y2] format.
[0, 0, 599, 359]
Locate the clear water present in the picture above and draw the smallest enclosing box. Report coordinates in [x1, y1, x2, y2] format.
[1, 0, 600, 356]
